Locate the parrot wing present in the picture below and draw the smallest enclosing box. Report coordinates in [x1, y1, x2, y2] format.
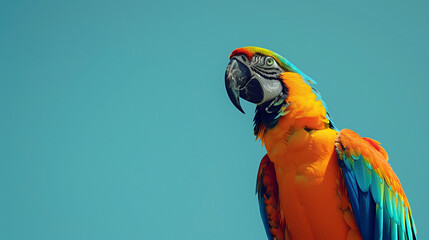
[335, 129, 417, 240]
[256, 154, 285, 240]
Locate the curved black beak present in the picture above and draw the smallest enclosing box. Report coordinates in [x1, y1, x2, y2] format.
[225, 57, 283, 114]
[225, 58, 250, 113]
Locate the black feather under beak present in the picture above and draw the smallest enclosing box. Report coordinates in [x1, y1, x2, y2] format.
[225, 57, 283, 114]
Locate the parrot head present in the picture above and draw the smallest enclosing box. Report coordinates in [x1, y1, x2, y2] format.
[225, 46, 335, 137]
[225, 47, 288, 114]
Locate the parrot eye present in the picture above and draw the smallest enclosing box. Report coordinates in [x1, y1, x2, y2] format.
[266, 57, 274, 66]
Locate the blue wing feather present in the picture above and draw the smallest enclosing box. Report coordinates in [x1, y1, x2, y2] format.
[339, 159, 376, 240]
[335, 129, 417, 240]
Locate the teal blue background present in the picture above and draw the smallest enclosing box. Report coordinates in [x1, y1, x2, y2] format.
[1, 0, 428, 239]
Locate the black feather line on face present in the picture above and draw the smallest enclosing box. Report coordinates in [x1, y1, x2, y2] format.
[252, 67, 281, 76]
[251, 66, 282, 78]
[253, 81, 289, 136]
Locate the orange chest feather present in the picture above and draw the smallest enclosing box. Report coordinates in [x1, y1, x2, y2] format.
[266, 128, 337, 178]
[264, 128, 359, 239]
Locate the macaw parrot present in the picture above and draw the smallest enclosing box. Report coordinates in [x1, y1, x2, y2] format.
[224, 47, 417, 240]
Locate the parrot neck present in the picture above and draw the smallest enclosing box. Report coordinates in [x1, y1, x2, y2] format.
[254, 72, 334, 141]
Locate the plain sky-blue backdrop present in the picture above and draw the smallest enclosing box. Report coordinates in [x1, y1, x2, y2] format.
[1, 0, 428, 239]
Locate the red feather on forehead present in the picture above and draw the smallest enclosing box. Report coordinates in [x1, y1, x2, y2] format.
[229, 47, 254, 60]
